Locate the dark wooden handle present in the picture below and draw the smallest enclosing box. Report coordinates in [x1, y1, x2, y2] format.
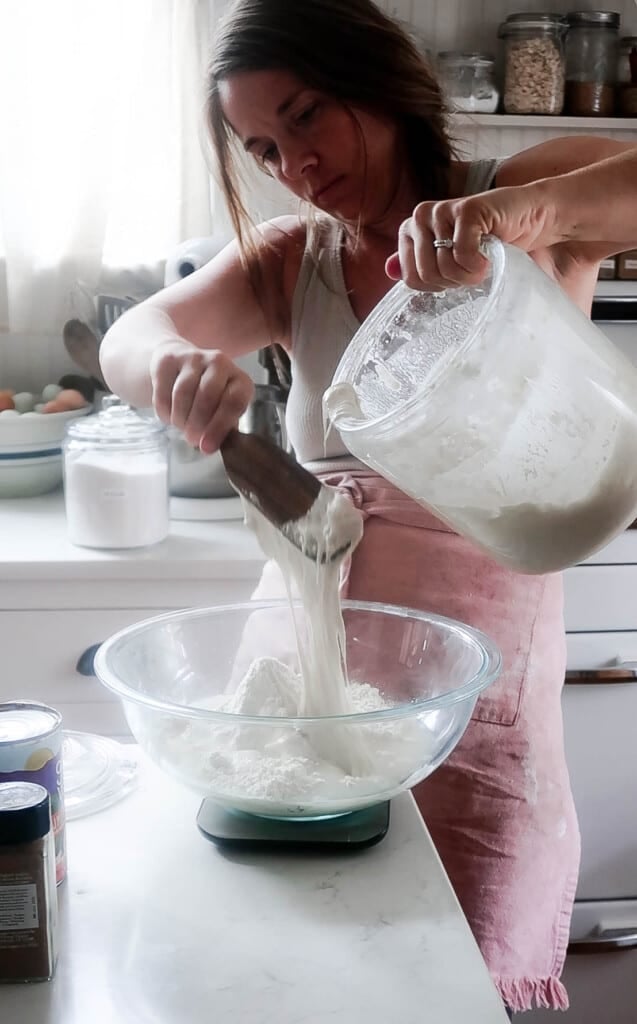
[221, 429, 320, 526]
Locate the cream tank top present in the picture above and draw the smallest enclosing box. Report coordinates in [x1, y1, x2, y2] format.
[286, 158, 502, 472]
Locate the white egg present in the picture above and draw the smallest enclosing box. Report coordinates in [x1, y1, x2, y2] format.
[0, 409, 20, 418]
[41, 384, 63, 402]
[34, 403, 46, 413]
[12, 391, 36, 413]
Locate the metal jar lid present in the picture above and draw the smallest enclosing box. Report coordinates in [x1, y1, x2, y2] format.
[0, 781, 51, 844]
[498, 13, 568, 36]
[566, 11, 621, 29]
[0, 701, 62, 746]
[437, 51, 495, 66]
[65, 395, 166, 451]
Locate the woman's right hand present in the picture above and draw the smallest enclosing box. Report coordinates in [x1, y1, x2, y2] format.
[149, 340, 255, 454]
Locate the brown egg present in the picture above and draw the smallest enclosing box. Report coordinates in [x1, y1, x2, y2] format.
[54, 388, 89, 411]
[41, 399, 67, 413]
[0, 391, 15, 412]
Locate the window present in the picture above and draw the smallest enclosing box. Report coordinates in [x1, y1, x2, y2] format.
[0, 0, 213, 332]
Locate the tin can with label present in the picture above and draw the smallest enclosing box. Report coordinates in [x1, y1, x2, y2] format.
[0, 702, 66, 884]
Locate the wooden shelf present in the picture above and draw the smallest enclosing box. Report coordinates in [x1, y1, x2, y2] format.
[452, 113, 637, 131]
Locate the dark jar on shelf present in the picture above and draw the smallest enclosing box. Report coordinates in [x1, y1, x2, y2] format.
[565, 10, 621, 116]
[617, 36, 637, 116]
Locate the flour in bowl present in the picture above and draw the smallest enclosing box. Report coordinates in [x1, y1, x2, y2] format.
[149, 657, 433, 817]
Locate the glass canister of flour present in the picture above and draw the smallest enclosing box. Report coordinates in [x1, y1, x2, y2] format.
[324, 237, 637, 575]
[63, 396, 169, 549]
[436, 52, 499, 113]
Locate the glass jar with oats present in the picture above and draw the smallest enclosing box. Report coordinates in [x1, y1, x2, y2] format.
[498, 13, 567, 115]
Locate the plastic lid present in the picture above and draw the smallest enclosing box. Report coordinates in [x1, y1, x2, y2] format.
[65, 395, 166, 448]
[62, 731, 138, 820]
[0, 782, 51, 844]
[0, 701, 62, 745]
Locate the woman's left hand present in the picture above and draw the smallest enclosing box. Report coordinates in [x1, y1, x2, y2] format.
[386, 184, 557, 291]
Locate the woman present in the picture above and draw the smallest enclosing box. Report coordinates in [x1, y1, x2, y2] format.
[100, 0, 637, 1012]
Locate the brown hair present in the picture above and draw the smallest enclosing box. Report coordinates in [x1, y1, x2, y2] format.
[206, 0, 454, 335]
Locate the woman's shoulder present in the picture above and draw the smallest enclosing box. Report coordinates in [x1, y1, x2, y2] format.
[255, 215, 307, 260]
[253, 215, 306, 298]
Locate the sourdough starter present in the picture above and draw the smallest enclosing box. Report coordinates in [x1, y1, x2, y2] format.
[142, 485, 435, 817]
[324, 278, 637, 573]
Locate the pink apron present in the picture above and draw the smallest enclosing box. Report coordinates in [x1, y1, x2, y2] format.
[252, 470, 580, 1013]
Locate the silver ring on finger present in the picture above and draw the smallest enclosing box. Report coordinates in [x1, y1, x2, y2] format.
[433, 238, 454, 250]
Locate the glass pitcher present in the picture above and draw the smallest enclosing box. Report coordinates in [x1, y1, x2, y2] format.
[324, 238, 637, 574]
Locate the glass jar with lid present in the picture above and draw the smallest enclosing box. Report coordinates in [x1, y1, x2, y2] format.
[498, 13, 567, 115]
[63, 396, 169, 549]
[436, 52, 499, 113]
[564, 11, 620, 117]
[617, 36, 637, 115]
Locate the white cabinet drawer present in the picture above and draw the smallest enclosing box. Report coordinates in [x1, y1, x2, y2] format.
[0, 576, 261, 735]
[566, 632, 637, 672]
[562, 682, 637, 901]
[564, 565, 637, 631]
[0, 609, 173, 735]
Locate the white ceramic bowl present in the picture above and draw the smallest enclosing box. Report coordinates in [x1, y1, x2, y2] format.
[0, 407, 92, 498]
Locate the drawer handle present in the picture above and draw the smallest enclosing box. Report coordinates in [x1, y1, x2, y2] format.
[565, 666, 637, 685]
[570, 926, 637, 954]
[75, 643, 102, 677]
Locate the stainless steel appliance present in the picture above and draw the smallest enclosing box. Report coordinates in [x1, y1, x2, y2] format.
[167, 384, 288, 500]
[527, 288, 637, 1022]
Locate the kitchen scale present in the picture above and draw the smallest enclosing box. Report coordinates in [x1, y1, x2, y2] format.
[196, 799, 391, 852]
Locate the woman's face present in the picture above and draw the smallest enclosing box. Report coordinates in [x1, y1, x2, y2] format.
[219, 69, 402, 224]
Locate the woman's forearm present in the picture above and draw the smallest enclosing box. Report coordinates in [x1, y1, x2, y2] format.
[537, 148, 637, 249]
[100, 304, 196, 408]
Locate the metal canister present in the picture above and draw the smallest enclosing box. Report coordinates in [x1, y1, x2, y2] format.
[0, 702, 66, 884]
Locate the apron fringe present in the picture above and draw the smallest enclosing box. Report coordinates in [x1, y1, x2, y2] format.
[496, 975, 570, 1013]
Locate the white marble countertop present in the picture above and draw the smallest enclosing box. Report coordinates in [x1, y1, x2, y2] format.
[0, 491, 265, 582]
[0, 757, 508, 1023]
[0, 487, 635, 591]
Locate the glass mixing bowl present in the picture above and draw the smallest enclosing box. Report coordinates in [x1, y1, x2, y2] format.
[94, 600, 501, 820]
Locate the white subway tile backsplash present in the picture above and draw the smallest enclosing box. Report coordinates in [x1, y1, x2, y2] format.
[0, 334, 78, 394]
[394, 0, 637, 53]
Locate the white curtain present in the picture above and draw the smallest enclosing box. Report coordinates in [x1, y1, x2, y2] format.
[0, 0, 213, 334]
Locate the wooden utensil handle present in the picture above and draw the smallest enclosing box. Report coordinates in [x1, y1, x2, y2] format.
[221, 429, 320, 526]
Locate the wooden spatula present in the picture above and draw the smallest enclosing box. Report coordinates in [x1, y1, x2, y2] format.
[220, 430, 357, 563]
[63, 319, 109, 391]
